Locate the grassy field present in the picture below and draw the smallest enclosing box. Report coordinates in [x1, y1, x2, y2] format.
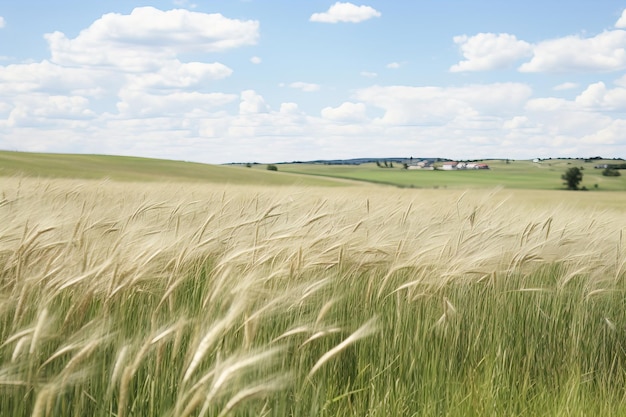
[3, 151, 626, 191]
[276, 159, 626, 191]
[0, 151, 347, 187]
[2, 176, 626, 416]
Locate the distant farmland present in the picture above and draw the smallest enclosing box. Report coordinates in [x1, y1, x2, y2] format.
[275, 158, 626, 190]
[2, 151, 626, 191]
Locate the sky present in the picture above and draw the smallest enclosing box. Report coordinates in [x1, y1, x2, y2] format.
[2, 1, 626, 163]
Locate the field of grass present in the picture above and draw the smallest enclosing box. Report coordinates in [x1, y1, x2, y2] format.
[276, 159, 626, 191]
[2, 177, 626, 416]
[4, 151, 626, 191]
[0, 151, 346, 187]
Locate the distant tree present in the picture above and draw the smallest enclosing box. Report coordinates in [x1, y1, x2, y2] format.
[384, 161, 388, 168]
[267, 164, 278, 171]
[376, 161, 381, 167]
[602, 168, 621, 177]
[389, 161, 394, 168]
[245, 163, 252, 168]
[562, 167, 583, 190]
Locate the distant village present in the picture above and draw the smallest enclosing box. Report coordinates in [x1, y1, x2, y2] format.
[403, 160, 489, 170]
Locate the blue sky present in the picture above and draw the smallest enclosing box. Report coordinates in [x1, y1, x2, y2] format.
[1, 1, 626, 163]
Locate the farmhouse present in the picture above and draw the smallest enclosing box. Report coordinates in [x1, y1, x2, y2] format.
[441, 161, 458, 170]
[440, 161, 490, 170]
[406, 159, 434, 170]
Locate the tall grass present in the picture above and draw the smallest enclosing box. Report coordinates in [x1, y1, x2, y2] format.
[1, 177, 626, 416]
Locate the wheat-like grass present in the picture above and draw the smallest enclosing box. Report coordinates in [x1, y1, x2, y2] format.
[1, 177, 626, 416]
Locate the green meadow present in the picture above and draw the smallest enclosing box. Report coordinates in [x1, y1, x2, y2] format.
[0, 151, 345, 187]
[2, 152, 626, 416]
[276, 159, 626, 191]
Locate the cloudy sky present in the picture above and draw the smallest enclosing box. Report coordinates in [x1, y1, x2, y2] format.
[2, 1, 626, 163]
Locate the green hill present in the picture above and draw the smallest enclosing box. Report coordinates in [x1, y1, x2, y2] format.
[0, 151, 346, 186]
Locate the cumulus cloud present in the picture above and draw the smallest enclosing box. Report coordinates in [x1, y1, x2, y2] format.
[0, 60, 111, 95]
[360, 71, 377, 78]
[616, 9, 626, 28]
[310, 2, 381, 23]
[553, 82, 578, 91]
[452, 21, 626, 74]
[615, 74, 626, 87]
[125, 61, 233, 90]
[239, 90, 270, 114]
[519, 31, 626, 73]
[581, 119, 626, 144]
[173, 0, 198, 8]
[4, 4, 626, 163]
[250, 56, 262, 64]
[503, 116, 531, 130]
[287, 82, 320, 92]
[450, 33, 532, 72]
[386, 62, 400, 69]
[116, 89, 237, 117]
[321, 102, 367, 122]
[7, 94, 95, 128]
[355, 83, 532, 125]
[0, 16, 5, 28]
[574, 82, 626, 110]
[45, 7, 259, 72]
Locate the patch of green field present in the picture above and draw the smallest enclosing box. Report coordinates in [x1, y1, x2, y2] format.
[278, 159, 626, 191]
[0, 151, 347, 186]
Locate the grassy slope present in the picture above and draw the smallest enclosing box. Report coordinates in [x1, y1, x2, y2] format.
[3, 151, 625, 191]
[278, 159, 626, 191]
[0, 151, 348, 187]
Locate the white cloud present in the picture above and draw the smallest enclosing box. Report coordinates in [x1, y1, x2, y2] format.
[524, 88, 617, 142]
[450, 33, 532, 72]
[616, 9, 626, 28]
[452, 26, 626, 74]
[519, 31, 626, 73]
[360, 71, 377, 78]
[0, 16, 5, 28]
[615, 74, 626, 87]
[45, 7, 259, 72]
[0, 60, 115, 96]
[125, 61, 233, 90]
[239, 90, 270, 114]
[3, 79, 626, 163]
[288, 82, 320, 92]
[250, 56, 262, 64]
[355, 83, 532, 125]
[7, 94, 95, 128]
[116, 89, 237, 117]
[574, 82, 626, 110]
[173, 0, 198, 8]
[386, 62, 400, 69]
[581, 119, 626, 144]
[280, 102, 300, 115]
[503, 116, 531, 130]
[310, 2, 381, 23]
[553, 82, 578, 91]
[321, 102, 367, 122]
[3, 4, 626, 163]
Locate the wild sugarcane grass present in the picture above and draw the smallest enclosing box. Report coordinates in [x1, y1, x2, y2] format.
[1, 177, 626, 416]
